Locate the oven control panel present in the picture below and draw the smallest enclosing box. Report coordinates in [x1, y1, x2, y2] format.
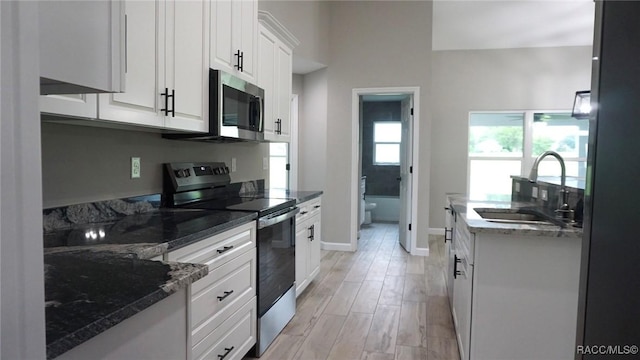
[164, 162, 231, 193]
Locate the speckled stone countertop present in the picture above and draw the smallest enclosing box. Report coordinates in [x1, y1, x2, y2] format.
[44, 206, 257, 359]
[264, 190, 323, 204]
[447, 194, 583, 238]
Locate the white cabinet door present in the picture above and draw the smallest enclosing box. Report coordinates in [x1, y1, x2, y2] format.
[210, 0, 257, 83]
[39, 0, 124, 94]
[98, 0, 163, 128]
[257, 26, 277, 138]
[275, 42, 292, 141]
[237, 0, 258, 82]
[308, 215, 321, 281]
[295, 219, 310, 297]
[164, 0, 209, 132]
[210, 0, 235, 74]
[40, 94, 98, 119]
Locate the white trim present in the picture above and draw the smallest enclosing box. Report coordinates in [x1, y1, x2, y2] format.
[321, 241, 354, 252]
[351, 86, 421, 255]
[413, 247, 430, 257]
[289, 94, 299, 191]
[257, 10, 300, 49]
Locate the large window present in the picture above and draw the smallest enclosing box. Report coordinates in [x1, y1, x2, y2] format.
[373, 121, 401, 165]
[468, 112, 588, 201]
[269, 142, 288, 190]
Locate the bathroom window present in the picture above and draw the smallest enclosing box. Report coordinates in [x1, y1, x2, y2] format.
[468, 112, 588, 201]
[373, 121, 401, 165]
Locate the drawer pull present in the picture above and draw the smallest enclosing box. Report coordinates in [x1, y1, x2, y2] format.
[218, 346, 234, 360]
[217, 290, 234, 301]
[217, 245, 234, 254]
[300, 211, 308, 215]
[314, 205, 321, 209]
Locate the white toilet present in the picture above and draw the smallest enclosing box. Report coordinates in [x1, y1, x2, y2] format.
[364, 201, 377, 225]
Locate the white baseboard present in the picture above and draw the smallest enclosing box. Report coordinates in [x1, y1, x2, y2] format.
[412, 247, 429, 256]
[429, 227, 446, 235]
[321, 241, 354, 252]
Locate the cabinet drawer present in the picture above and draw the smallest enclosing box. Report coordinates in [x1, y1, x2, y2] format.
[193, 298, 257, 360]
[191, 249, 256, 346]
[168, 222, 256, 269]
[296, 197, 321, 222]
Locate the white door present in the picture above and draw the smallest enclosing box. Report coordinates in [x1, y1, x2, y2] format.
[398, 97, 413, 251]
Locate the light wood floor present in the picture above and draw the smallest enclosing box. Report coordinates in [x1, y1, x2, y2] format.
[247, 223, 460, 360]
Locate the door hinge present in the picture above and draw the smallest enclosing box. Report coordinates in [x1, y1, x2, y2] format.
[408, 223, 412, 231]
[410, 108, 414, 116]
[409, 166, 413, 174]
[285, 163, 290, 171]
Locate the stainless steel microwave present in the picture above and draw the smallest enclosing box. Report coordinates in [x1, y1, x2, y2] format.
[164, 69, 264, 142]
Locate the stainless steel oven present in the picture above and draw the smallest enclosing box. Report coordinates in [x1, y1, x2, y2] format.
[255, 206, 298, 356]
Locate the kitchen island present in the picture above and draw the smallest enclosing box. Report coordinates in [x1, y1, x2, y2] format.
[445, 194, 582, 360]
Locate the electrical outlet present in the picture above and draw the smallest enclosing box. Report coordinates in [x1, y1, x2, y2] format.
[263, 157, 269, 170]
[541, 189, 548, 201]
[131, 157, 141, 179]
[515, 182, 521, 193]
[231, 157, 237, 172]
[532, 186, 538, 199]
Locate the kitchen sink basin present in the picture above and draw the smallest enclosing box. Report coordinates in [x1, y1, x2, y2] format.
[474, 208, 557, 226]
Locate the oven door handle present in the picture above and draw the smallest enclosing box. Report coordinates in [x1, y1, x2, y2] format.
[258, 207, 300, 229]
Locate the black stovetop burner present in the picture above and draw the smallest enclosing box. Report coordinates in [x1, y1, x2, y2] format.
[181, 196, 295, 217]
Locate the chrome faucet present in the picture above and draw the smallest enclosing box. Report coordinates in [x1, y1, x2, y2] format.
[528, 150, 573, 220]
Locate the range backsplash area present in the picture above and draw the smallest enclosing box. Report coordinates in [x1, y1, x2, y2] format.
[510, 176, 585, 224]
[41, 122, 269, 209]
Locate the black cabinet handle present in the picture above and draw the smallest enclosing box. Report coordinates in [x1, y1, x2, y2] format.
[218, 346, 234, 360]
[453, 255, 461, 279]
[240, 51, 244, 72]
[314, 205, 321, 209]
[308, 224, 315, 241]
[300, 211, 308, 215]
[275, 119, 282, 135]
[444, 228, 452, 243]
[161, 88, 175, 117]
[217, 245, 234, 254]
[170, 89, 175, 117]
[217, 290, 234, 301]
[234, 49, 242, 70]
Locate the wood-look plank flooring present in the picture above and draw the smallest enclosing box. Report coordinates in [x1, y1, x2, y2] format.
[245, 223, 460, 360]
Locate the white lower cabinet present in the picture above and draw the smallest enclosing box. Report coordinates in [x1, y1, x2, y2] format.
[168, 221, 257, 360]
[449, 211, 582, 360]
[295, 197, 322, 297]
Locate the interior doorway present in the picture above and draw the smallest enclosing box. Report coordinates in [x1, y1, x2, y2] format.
[351, 87, 420, 254]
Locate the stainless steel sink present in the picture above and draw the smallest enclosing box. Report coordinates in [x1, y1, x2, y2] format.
[474, 208, 556, 226]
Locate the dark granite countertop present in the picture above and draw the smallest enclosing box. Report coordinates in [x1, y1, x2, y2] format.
[43, 206, 257, 359]
[265, 189, 323, 204]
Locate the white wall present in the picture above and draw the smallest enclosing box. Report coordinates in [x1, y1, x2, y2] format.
[430, 46, 593, 228]
[299, 68, 328, 192]
[41, 123, 270, 208]
[326, 1, 433, 248]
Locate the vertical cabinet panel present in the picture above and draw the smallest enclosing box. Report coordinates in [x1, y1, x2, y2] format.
[238, 0, 258, 81]
[165, 0, 209, 132]
[210, 0, 234, 72]
[258, 28, 277, 136]
[98, 0, 162, 127]
[276, 43, 292, 139]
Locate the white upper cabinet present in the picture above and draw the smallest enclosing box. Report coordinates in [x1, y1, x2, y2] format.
[39, 0, 125, 94]
[211, 0, 258, 83]
[98, 0, 209, 132]
[257, 12, 298, 143]
[40, 94, 98, 119]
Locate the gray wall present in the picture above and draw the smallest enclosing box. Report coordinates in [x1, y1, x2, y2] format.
[298, 68, 328, 192]
[326, 1, 433, 248]
[362, 101, 401, 197]
[41, 122, 269, 208]
[430, 45, 592, 228]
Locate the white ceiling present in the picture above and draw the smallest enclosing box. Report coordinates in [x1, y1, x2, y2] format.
[432, 0, 595, 51]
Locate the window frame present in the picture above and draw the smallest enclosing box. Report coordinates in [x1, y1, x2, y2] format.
[467, 110, 588, 201]
[373, 121, 402, 166]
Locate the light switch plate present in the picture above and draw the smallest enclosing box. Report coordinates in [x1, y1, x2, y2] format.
[231, 157, 237, 172]
[515, 182, 521, 193]
[541, 189, 548, 201]
[263, 157, 269, 170]
[532, 186, 538, 198]
[131, 157, 141, 179]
